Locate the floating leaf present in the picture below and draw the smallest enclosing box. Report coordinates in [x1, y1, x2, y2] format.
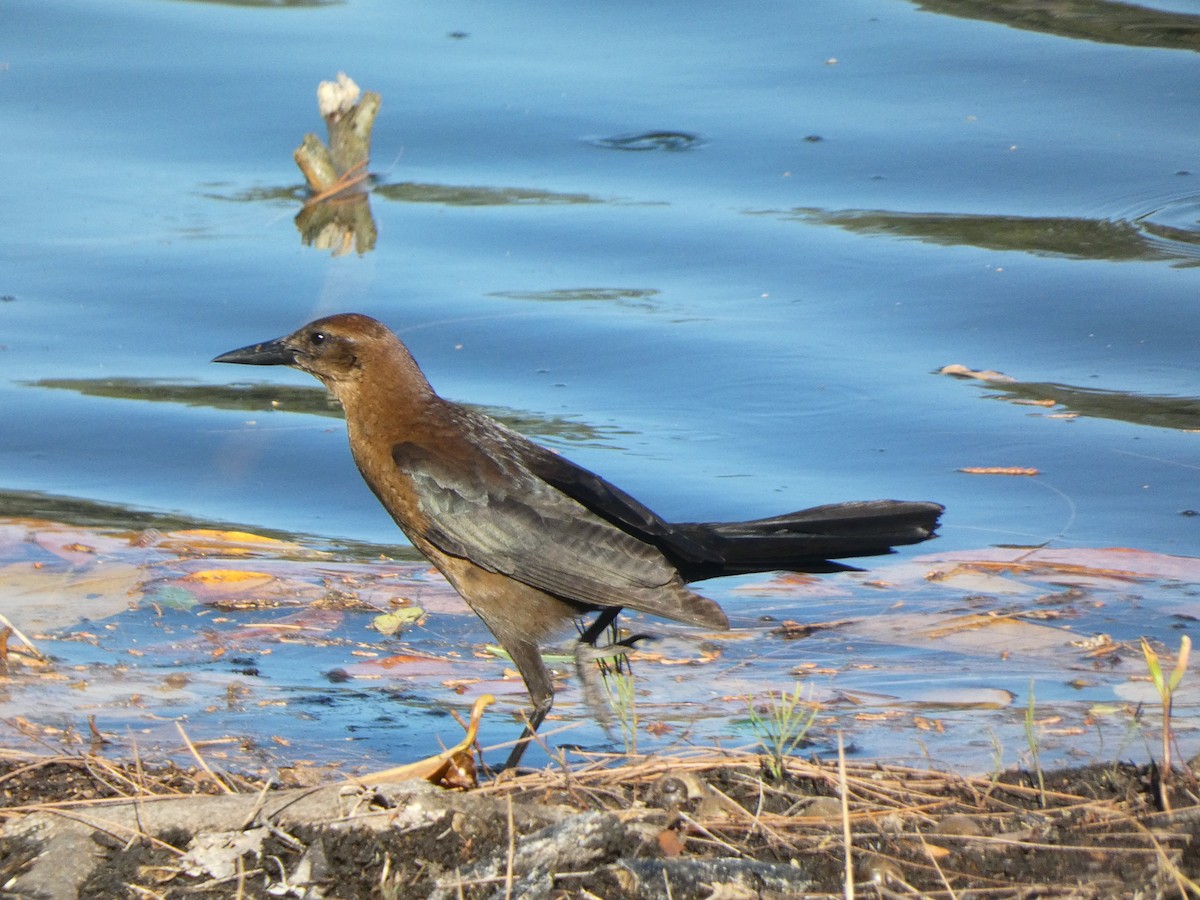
[0, 561, 143, 631]
[144, 585, 199, 610]
[171, 569, 297, 610]
[345, 653, 461, 678]
[32, 526, 132, 564]
[180, 569, 275, 591]
[371, 607, 424, 635]
[157, 529, 328, 559]
[925, 566, 1037, 596]
[920, 547, 1200, 584]
[846, 612, 1083, 657]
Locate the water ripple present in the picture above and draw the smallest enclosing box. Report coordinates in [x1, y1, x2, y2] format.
[1130, 192, 1200, 263]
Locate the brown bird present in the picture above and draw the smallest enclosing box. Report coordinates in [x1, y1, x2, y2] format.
[214, 314, 943, 768]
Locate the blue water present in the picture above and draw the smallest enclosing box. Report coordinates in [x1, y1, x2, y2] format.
[3, 0, 1200, 770]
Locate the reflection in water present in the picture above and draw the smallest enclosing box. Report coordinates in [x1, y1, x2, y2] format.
[915, 0, 1200, 52]
[374, 182, 602, 206]
[204, 183, 380, 256]
[782, 206, 1200, 265]
[589, 131, 705, 152]
[295, 192, 377, 256]
[201, 185, 306, 205]
[0, 487, 220, 532]
[207, 181, 600, 213]
[166, 0, 341, 7]
[32, 378, 344, 418]
[488, 288, 661, 310]
[942, 366, 1200, 431]
[27, 378, 627, 447]
[0, 488, 416, 559]
[1137, 194, 1200, 260]
[207, 180, 608, 252]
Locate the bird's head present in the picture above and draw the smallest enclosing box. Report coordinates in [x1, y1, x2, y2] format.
[213, 313, 426, 398]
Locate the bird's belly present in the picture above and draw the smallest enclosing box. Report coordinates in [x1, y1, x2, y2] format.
[428, 548, 592, 645]
[349, 439, 593, 643]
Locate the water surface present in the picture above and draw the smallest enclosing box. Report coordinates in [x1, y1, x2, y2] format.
[3, 0, 1199, 770]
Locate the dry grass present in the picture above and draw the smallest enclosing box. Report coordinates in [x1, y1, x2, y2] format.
[1, 741, 1198, 897]
[476, 745, 1200, 897]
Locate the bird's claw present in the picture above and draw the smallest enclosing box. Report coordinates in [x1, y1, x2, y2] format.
[573, 632, 653, 735]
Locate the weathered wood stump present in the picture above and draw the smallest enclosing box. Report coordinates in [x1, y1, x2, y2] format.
[293, 72, 379, 255]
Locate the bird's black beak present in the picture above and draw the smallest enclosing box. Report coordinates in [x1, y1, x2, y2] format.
[212, 337, 297, 367]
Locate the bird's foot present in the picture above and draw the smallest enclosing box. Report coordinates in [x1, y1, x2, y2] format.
[573, 634, 650, 734]
[574, 632, 649, 665]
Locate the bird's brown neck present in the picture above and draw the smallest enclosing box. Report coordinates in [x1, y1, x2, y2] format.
[332, 341, 435, 445]
[328, 343, 442, 537]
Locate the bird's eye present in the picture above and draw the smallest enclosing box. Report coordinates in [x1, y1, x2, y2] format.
[310, 332, 326, 346]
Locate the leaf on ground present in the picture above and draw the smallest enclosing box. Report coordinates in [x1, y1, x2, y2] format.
[615, 633, 723, 666]
[182, 827, 269, 880]
[351, 694, 495, 788]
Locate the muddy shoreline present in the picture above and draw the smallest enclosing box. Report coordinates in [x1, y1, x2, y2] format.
[2, 747, 1196, 898]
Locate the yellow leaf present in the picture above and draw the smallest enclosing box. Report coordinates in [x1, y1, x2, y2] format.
[349, 694, 495, 788]
[175, 529, 284, 545]
[371, 607, 425, 635]
[159, 530, 329, 559]
[182, 569, 273, 590]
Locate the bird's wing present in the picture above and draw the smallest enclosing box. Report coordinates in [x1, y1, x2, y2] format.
[391, 439, 720, 625]
[510, 439, 716, 567]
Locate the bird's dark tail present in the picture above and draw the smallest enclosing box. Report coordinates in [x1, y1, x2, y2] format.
[671, 500, 944, 581]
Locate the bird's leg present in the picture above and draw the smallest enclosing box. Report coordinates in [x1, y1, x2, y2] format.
[576, 606, 649, 658]
[492, 607, 648, 769]
[575, 609, 621, 732]
[576, 607, 622, 648]
[501, 638, 555, 771]
[573, 608, 650, 735]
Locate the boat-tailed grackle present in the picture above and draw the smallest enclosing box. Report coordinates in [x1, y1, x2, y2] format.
[214, 314, 943, 769]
